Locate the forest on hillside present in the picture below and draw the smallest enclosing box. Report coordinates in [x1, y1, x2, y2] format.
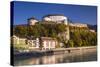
[68, 26, 97, 47]
[13, 22, 97, 48]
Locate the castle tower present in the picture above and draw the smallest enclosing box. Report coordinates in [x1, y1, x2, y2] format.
[27, 17, 38, 25]
[43, 14, 68, 25]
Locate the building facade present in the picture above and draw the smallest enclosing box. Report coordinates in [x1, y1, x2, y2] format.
[69, 23, 88, 27]
[41, 37, 58, 50]
[11, 35, 26, 45]
[28, 17, 38, 25]
[43, 14, 69, 25]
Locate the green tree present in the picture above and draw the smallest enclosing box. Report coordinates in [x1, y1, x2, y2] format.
[68, 40, 74, 47]
[14, 25, 27, 37]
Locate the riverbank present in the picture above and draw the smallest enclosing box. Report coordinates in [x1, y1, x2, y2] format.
[13, 46, 97, 59]
[14, 46, 97, 66]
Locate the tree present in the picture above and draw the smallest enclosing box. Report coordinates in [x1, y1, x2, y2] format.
[68, 40, 74, 47]
[69, 26, 97, 47]
[14, 25, 27, 37]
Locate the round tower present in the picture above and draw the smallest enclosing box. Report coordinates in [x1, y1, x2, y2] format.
[27, 17, 38, 25]
[43, 14, 68, 25]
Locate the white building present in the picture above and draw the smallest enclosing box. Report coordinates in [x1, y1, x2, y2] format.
[28, 17, 38, 25]
[69, 23, 88, 27]
[11, 35, 39, 48]
[43, 14, 69, 25]
[89, 29, 95, 32]
[11, 35, 19, 45]
[41, 37, 58, 50]
[26, 37, 40, 48]
[11, 35, 26, 45]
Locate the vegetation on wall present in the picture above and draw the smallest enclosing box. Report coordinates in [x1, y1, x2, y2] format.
[67, 26, 97, 47]
[14, 22, 67, 38]
[13, 22, 97, 48]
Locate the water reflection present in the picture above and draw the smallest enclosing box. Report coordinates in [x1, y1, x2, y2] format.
[14, 49, 97, 66]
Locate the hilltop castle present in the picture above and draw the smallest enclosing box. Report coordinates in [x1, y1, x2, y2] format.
[27, 14, 88, 27]
[12, 14, 90, 50]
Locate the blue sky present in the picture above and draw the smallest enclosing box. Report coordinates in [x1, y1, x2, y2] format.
[12, 1, 97, 25]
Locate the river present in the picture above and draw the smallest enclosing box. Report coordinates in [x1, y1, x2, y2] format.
[14, 48, 97, 66]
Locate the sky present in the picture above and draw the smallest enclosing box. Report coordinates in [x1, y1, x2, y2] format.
[12, 1, 97, 25]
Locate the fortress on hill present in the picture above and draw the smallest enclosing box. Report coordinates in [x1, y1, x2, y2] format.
[12, 14, 90, 50]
